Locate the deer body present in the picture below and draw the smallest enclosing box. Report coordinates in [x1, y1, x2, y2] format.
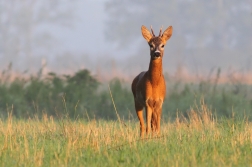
[131, 25, 173, 137]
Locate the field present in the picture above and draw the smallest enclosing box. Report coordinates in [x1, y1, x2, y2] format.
[1, 102, 252, 167]
[1, 68, 252, 166]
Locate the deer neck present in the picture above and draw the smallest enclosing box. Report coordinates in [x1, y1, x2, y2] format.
[148, 58, 163, 86]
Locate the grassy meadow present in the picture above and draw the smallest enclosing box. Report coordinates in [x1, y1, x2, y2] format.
[1, 67, 252, 166]
[1, 102, 252, 166]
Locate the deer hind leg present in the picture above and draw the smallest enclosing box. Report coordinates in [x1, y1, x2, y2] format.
[134, 101, 145, 137]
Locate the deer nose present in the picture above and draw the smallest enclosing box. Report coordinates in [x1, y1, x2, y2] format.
[154, 51, 161, 57]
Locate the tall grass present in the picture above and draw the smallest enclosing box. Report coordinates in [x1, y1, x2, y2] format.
[0, 101, 252, 166]
[1, 67, 252, 166]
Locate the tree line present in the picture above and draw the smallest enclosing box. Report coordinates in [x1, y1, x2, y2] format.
[0, 68, 252, 121]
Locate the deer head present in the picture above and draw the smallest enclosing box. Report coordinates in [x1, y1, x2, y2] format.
[141, 25, 173, 60]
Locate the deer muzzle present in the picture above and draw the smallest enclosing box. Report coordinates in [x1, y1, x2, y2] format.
[154, 50, 161, 58]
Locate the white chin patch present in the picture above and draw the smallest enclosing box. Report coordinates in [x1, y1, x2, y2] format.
[152, 56, 160, 60]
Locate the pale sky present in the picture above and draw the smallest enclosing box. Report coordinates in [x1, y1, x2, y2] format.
[55, 0, 126, 60]
[1, 0, 252, 79]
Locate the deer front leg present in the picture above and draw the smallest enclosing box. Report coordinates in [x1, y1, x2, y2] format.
[156, 107, 163, 136]
[154, 99, 163, 136]
[151, 112, 157, 133]
[146, 105, 153, 136]
[135, 101, 145, 137]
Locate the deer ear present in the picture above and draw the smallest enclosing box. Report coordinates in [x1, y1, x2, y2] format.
[141, 25, 153, 42]
[162, 26, 173, 41]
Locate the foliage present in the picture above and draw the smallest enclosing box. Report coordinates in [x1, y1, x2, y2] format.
[1, 68, 252, 120]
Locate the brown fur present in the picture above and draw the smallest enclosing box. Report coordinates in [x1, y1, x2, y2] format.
[131, 25, 173, 137]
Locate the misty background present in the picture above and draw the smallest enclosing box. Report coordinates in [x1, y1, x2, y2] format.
[1, 0, 252, 82]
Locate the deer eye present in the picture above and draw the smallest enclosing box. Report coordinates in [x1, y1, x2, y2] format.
[161, 45, 164, 48]
[150, 44, 154, 48]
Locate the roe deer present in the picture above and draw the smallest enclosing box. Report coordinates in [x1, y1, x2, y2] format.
[131, 25, 173, 137]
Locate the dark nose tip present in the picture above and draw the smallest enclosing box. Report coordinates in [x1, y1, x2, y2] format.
[154, 52, 161, 57]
